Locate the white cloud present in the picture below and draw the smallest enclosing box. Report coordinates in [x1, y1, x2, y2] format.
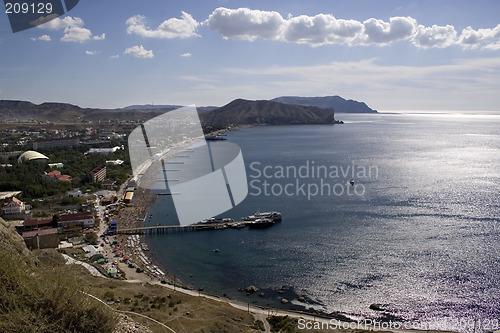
[205, 7, 285, 41]
[36, 16, 104, 43]
[93, 33, 106, 40]
[283, 14, 364, 45]
[124, 45, 154, 59]
[31, 34, 51, 42]
[458, 24, 500, 49]
[204, 7, 500, 50]
[38, 16, 84, 30]
[359, 16, 416, 45]
[126, 12, 199, 39]
[180, 52, 192, 57]
[205, 8, 418, 46]
[61, 26, 92, 43]
[85, 50, 98, 55]
[110, 55, 120, 59]
[412, 25, 457, 48]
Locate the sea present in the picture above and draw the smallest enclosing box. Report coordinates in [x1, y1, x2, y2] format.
[145, 112, 500, 332]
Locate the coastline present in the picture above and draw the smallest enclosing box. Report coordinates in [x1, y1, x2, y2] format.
[114, 125, 246, 284]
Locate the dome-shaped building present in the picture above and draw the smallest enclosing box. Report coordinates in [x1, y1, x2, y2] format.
[17, 150, 49, 163]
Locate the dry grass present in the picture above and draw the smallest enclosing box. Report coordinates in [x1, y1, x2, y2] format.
[0, 249, 117, 333]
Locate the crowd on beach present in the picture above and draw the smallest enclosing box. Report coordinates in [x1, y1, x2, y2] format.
[92, 188, 168, 281]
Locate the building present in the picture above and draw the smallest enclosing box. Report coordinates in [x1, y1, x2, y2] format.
[23, 228, 59, 249]
[87, 146, 121, 154]
[102, 180, 116, 190]
[19, 218, 54, 232]
[42, 170, 71, 182]
[33, 137, 79, 150]
[48, 162, 64, 168]
[17, 150, 49, 163]
[123, 191, 134, 203]
[2, 197, 25, 217]
[89, 166, 106, 182]
[58, 212, 95, 229]
[106, 159, 124, 166]
[0, 151, 23, 159]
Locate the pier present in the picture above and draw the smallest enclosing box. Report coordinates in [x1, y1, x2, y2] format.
[117, 221, 251, 235]
[117, 225, 198, 235]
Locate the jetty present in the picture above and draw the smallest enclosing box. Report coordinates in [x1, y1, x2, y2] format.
[118, 221, 254, 235]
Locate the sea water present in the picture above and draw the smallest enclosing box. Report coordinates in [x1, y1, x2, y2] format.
[145, 112, 500, 331]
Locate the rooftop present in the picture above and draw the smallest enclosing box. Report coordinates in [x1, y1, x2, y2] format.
[17, 150, 49, 163]
[22, 228, 58, 238]
[59, 212, 94, 222]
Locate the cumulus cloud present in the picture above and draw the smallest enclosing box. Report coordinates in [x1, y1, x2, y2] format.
[283, 14, 364, 45]
[37, 16, 84, 30]
[359, 16, 416, 45]
[93, 33, 106, 40]
[31, 34, 51, 42]
[180, 52, 192, 57]
[85, 50, 98, 55]
[36, 16, 104, 43]
[124, 45, 154, 58]
[458, 24, 500, 49]
[205, 7, 285, 41]
[61, 26, 92, 43]
[126, 12, 199, 39]
[412, 25, 457, 48]
[205, 7, 419, 46]
[204, 7, 500, 50]
[110, 55, 120, 59]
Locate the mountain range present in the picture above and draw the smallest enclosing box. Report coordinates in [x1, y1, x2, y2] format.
[0, 95, 376, 124]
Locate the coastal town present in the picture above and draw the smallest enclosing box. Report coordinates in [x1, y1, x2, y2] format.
[0, 123, 170, 282]
[0, 121, 283, 285]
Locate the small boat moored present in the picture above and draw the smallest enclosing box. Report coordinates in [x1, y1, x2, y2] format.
[247, 218, 275, 228]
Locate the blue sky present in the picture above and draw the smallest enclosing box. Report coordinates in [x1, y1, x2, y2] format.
[1, 0, 500, 111]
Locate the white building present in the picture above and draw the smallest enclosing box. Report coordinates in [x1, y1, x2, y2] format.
[87, 146, 121, 155]
[2, 197, 25, 216]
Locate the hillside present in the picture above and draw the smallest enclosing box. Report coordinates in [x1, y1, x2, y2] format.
[0, 100, 163, 123]
[199, 98, 339, 126]
[0, 217, 117, 332]
[272, 95, 377, 113]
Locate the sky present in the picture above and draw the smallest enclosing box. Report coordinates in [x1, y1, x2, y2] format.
[1, 0, 500, 111]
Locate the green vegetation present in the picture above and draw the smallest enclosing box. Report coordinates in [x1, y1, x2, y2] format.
[267, 315, 300, 333]
[0, 143, 131, 201]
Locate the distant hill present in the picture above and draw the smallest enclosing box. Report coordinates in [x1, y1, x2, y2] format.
[122, 104, 218, 113]
[0, 100, 163, 122]
[271, 96, 377, 113]
[199, 98, 339, 127]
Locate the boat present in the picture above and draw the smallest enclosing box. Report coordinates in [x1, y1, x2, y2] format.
[243, 212, 282, 222]
[247, 218, 275, 228]
[205, 134, 227, 141]
[214, 225, 228, 230]
[231, 223, 245, 229]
